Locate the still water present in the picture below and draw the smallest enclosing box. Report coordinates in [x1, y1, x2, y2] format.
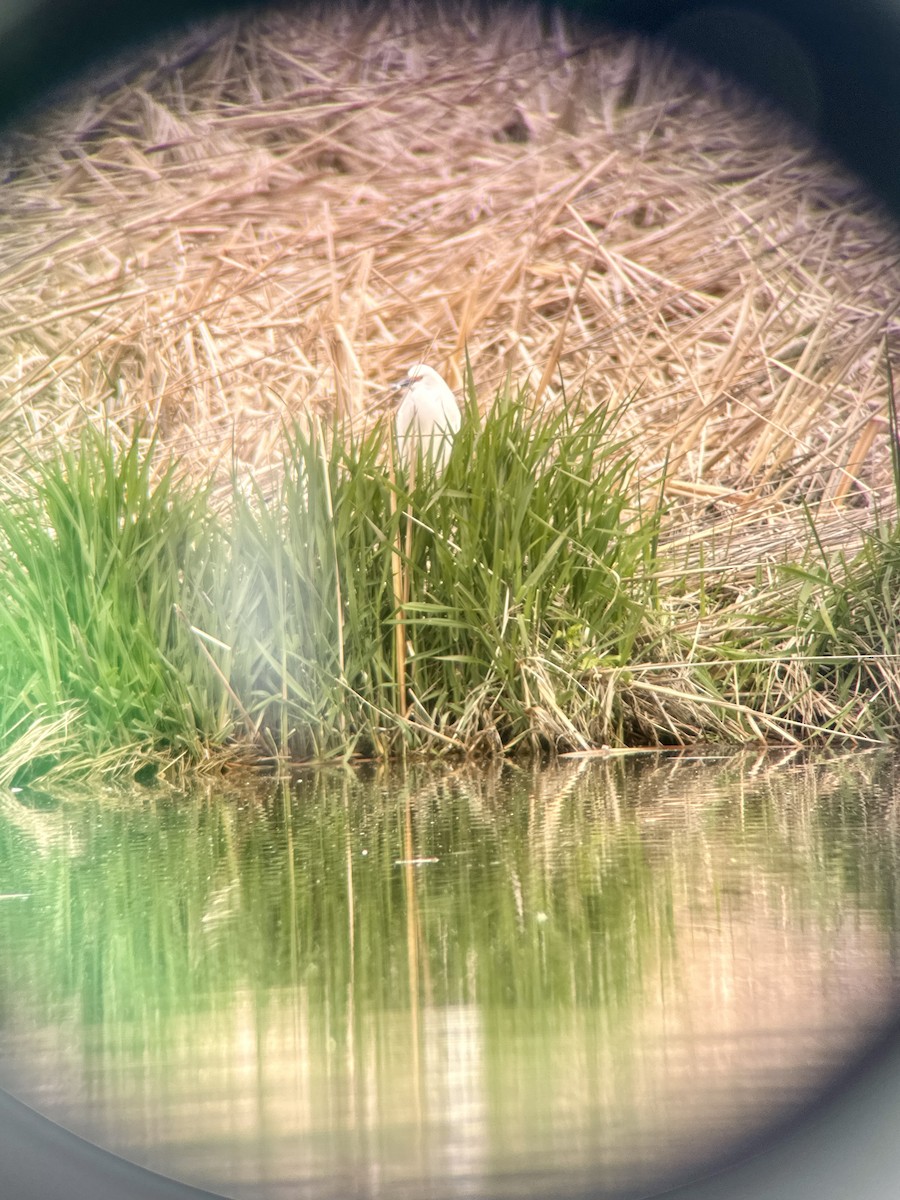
[1, 750, 899, 1198]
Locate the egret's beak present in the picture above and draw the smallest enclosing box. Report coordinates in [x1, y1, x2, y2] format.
[374, 377, 409, 413]
[394, 371, 420, 390]
[389, 371, 421, 403]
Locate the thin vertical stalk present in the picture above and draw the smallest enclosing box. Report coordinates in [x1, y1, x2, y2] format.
[401, 454, 420, 714]
[316, 417, 347, 739]
[387, 433, 408, 720]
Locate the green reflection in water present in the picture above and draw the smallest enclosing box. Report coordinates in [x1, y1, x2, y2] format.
[0, 751, 899, 1199]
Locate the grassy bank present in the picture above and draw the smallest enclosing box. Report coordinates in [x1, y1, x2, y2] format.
[3, 5, 899, 786]
[2, 380, 899, 786]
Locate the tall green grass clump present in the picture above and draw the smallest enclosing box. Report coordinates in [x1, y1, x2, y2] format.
[227, 380, 659, 758]
[0, 430, 230, 782]
[0, 384, 662, 779]
[392, 382, 657, 748]
[8, 380, 900, 781]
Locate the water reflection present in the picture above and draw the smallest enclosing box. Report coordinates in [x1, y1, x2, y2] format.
[0, 751, 899, 1198]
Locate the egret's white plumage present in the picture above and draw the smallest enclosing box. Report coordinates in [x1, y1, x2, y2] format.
[394, 363, 461, 473]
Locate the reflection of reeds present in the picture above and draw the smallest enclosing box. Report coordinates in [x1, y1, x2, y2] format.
[4, 755, 894, 1194]
[2, 750, 895, 1035]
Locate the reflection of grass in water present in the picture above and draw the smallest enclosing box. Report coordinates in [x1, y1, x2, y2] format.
[0, 754, 897, 1053]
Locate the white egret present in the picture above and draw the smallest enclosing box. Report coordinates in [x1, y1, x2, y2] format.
[394, 363, 461, 473]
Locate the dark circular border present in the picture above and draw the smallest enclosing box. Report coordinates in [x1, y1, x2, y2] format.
[2, 3, 900, 1198]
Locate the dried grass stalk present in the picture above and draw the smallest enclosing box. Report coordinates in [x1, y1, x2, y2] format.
[2, 0, 899, 576]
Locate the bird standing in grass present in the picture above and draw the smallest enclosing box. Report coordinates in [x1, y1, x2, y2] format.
[394, 363, 461, 474]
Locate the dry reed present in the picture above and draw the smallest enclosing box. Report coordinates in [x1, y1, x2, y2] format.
[1, 0, 899, 570]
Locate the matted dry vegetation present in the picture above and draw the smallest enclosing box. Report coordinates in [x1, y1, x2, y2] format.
[1, 0, 899, 557]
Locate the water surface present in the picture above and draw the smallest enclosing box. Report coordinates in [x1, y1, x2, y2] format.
[1, 750, 899, 1198]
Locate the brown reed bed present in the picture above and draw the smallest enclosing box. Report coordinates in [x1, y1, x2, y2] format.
[3, 4, 898, 521]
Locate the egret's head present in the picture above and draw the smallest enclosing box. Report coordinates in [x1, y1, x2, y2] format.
[393, 363, 441, 395]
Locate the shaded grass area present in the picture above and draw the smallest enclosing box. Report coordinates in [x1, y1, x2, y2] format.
[2, 381, 900, 785]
